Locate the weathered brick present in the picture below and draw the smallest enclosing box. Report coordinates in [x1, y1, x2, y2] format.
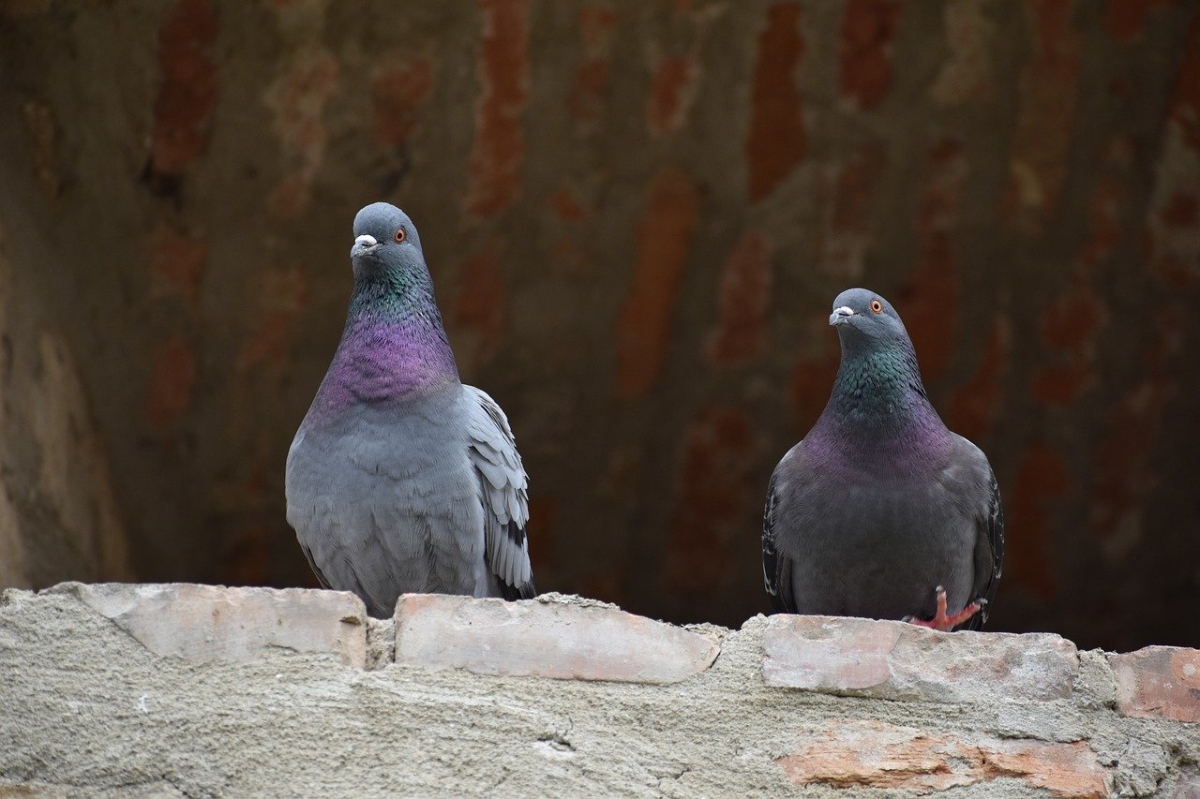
[59, 583, 367, 668]
[745, 2, 805, 202]
[837, 0, 903, 110]
[463, 0, 530, 217]
[776, 720, 1109, 798]
[703, 229, 772, 367]
[393, 594, 719, 683]
[647, 54, 698, 136]
[762, 614, 1078, 703]
[1110, 645, 1200, 723]
[149, 0, 217, 176]
[1008, 441, 1069, 599]
[145, 334, 197, 431]
[614, 166, 699, 399]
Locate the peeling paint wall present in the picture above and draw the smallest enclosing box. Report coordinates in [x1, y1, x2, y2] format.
[0, 1, 1199, 650]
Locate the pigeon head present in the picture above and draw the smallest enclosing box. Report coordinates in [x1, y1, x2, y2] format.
[828, 288, 911, 354]
[350, 202, 427, 283]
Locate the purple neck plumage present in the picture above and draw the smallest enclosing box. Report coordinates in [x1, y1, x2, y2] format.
[308, 270, 459, 422]
[806, 335, 952, 475]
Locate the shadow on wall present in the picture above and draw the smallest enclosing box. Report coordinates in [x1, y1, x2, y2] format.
[0, 0, 1198, 651]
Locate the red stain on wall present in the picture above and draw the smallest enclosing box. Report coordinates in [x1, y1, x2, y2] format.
[149, 0, 218, 175]
[838, 0, 904, 110]
[789, 343, 840, 435]
[265, 50, 341, 218]
[746, 3, 806, 202]
[1160, 192, 1198, 229]
[1008, 442, 1068, 598]
[647, 55, 698, 136]
[370, 54, 436, 147]
[454, 243, 507, 367]
[551, 187, 589, 222]
[818, 143, 886, 275]
[1147, 12, 1200, 287]
[463, 0, 530, 217]
[238, 266, 308, 374]
[666, 405, 756, 594]
[1002, 0, 1081, 231]
[1104, 0, 1172, 43]
[146, 334, 198, 431]
[1030, 279, 1107, 406]
[144, 225, 207, 304]
[897, 140, 967, 383]
[1090, 313, 1180, 559]
[1171, 9, 1200, 151]
[704, 230, 773, 367]
[569, 5, 618, 124]
[947, 316, 1010, 445]
[615, 167, 700, 399]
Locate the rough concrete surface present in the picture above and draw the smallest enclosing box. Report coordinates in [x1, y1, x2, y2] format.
[2, 0, 1200, 653]
[2, 584, 1199, 798]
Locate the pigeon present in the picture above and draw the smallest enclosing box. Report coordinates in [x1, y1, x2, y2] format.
[285, 202, 535, 618]
[762, 288, 1003, 630]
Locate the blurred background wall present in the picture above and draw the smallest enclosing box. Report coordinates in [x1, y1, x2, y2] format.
[1, 0, 1197, 651]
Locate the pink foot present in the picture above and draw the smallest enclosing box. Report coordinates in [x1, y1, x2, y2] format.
[904, 586, 985, 632]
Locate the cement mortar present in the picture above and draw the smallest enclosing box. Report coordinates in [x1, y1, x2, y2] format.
[1, 588, 1198, 798]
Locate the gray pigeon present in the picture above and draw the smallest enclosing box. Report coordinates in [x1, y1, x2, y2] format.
[285, 202, 535, 618]
[762, 288, 1003, 630]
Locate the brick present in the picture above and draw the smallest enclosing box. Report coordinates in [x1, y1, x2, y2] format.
[1008, 442, 1069, 599]
[463, 0, 530, 217]
[60, 583, 367, 668]
[452, 243, 507, 373]
[1110, 645, 1200, 723]
[745, 2, 806, 202]
[900, 139, 966, 383]
[647, 54, 698, 136]
[1002, 0, 1082, 231]
[370, 54, 436, 147]
[703, 229, 772, 367]
[837, 0, 903, 110]
[145, 334, 197, 431]
[144, 224, 207, 305]
[666, 406, 756, 598]
[393, 594, 719, 683]
[947, 315, 1009, 445]
[762, 615, 1078, 703]
[614, 166, 699, 399]
[776, 720, 1109, 798]
[149, 0, 217, 176]
[568, 5, 617, 124]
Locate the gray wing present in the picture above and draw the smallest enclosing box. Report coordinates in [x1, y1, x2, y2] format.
[464, 386, 536, 600]
[951, 436, 1004, 631]
[762, 442, 804, 614]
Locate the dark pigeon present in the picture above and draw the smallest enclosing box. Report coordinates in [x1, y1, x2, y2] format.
[762, 288, 1003, 630]
[286, 202, 535, 618]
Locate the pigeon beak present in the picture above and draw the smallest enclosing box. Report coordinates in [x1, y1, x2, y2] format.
[829, 306, 855, 326]
[351, 234, 381, 257]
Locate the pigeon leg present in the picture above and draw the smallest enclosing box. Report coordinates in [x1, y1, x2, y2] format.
[904, 586, 985, 632]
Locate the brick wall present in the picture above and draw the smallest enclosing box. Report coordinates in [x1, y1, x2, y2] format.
[1, 584, 1197, 797]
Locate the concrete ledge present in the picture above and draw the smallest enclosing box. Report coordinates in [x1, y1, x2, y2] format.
[762, 614, 1079, 703]
[1, 583, 1198, 798]
[394, 592, 720, 683]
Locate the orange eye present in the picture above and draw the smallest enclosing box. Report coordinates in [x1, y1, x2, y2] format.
[394, 228, 407, 244]
[870, 300, 883, 314]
